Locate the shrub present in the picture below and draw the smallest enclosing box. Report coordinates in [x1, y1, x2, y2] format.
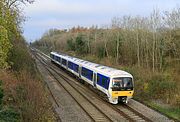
[147, 78, 177, 104]
[75, 34, 88, 55]
[0, 108, 20, 122]
[67, 38, 75, 51]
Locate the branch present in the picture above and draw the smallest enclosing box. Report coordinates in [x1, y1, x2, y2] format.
[7, 0, 34, 9]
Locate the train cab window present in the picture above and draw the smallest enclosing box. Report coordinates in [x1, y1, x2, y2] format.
[123, 78, 133, 88]
[112, 79, 123, 87]
[112, 77, 133, 91]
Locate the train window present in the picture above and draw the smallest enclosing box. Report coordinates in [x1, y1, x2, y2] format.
[97, 75, 100, 84]
[81, 68, 85, 76]
[97, 73, 110, 89]
[62, 59, 67, 66]
[123, 78, 133, 88]
[82, 67, 93, 81]
[68, 61, 73, 70]
[102, 77, 105, 86]
[112, 77, 133, 91]
[112, 79, 123, 87]
[102, 77, 109, 89]
[57, 57, 61, 62]
[88, 71, 93, 81]
[74, 64, 79, 73]
[55, 56, 57, 60]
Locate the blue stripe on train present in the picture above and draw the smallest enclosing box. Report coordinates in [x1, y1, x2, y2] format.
[73, 63, 79, 73]
[81, 67, 93, 81]
[62, 58, 67, 66]
[68, 61, 79, 73]
[97, 73, 110, 89]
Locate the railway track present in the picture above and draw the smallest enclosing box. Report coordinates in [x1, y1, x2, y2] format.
[35, 51, 154, 122]
[34, 52, 113, 122]
[32, 51, 62, 122]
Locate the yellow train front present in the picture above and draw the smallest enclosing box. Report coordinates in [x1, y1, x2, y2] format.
[108, 76, 134, 104]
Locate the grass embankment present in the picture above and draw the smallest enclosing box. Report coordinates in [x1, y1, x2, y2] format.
[0, 40, 56, 121]
[147, 101, 180, 121]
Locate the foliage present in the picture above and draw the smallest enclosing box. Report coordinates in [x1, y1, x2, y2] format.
[67, 38, 75, 51]
[0, 108, 20, 122]
[1, 0, 56, 121]
[147, 77, 176, 101]
[0, 0, 35, 69]
[8, 38, 35, 74]
[0, 23, 12, 69]
[75, 34, 88, 54]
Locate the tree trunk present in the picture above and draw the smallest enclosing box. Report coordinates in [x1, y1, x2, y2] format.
[87, 33, 91, 54]
[136, 31, 140, 67]
[152, 32, 155, 72]
[116, 32, 119, 63]
[145, 38, 149, 68]
[104, 39, 109, 58]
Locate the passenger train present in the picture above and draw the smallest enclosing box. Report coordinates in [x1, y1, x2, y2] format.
[50, 52, 134, 104]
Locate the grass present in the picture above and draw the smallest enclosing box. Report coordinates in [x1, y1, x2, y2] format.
[0, 78, 20, 122]
[146, 101, 180, 121]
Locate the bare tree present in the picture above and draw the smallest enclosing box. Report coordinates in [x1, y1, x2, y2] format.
[150, 9, 161, 72]
[5, 0, 34, 8]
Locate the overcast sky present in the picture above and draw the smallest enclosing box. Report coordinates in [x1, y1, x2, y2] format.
[23, 0, 180, 42]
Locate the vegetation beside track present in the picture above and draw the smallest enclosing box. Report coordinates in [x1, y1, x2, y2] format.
[0, 0, 56, 121]
[32, 7, 180, 121]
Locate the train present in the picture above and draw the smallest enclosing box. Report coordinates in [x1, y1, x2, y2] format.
[50, 52, 134, 104]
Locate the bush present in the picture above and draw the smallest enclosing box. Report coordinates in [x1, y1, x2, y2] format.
[0, 108, 20, 122]
[67, 38, 75, 51]
[8, 39, 38, 79]
[147, 79, 177, 103]
[75, 34, 88, 55]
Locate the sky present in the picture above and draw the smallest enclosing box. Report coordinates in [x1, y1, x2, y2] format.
[23, 0, 180, 42]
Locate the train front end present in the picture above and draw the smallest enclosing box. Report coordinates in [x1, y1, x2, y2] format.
[109, 76, 134, 104]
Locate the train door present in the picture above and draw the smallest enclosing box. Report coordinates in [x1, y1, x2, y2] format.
[93, 73, 97, 87]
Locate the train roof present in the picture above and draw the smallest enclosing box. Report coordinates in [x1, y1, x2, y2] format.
[51, 52, 132, 78]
